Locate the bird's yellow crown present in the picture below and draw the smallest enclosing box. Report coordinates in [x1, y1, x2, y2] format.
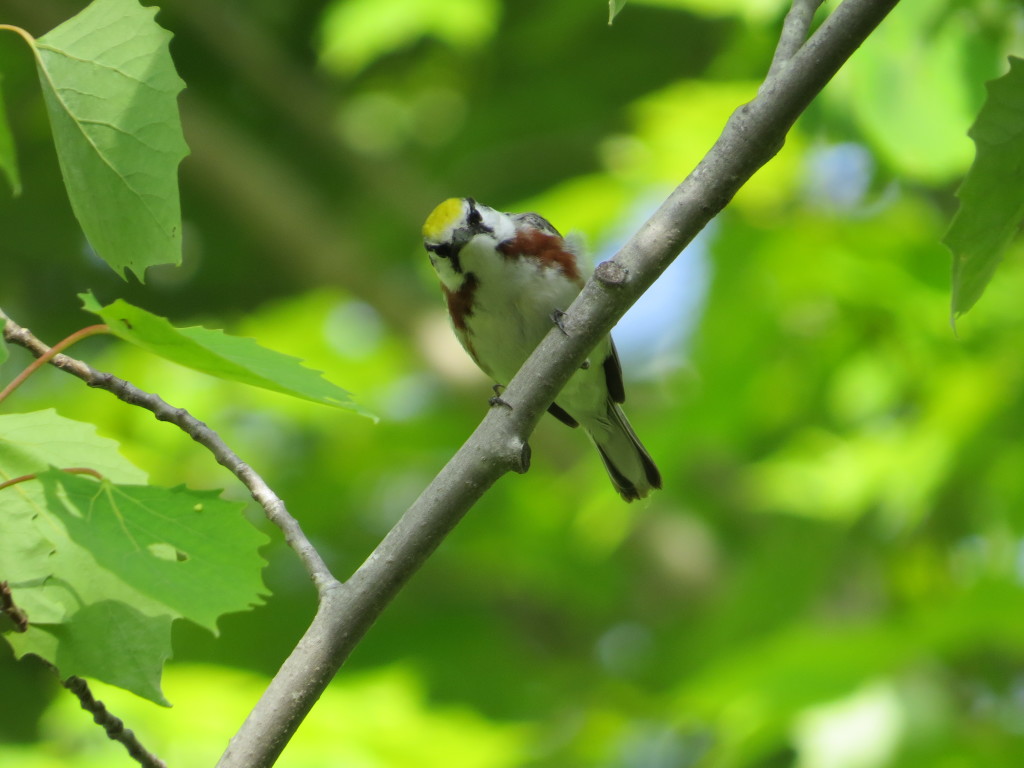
[422, 198, 463, 241]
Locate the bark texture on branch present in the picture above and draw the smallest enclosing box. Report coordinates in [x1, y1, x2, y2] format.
[217, 1, 901, 766]
[0, 2, 905, 765]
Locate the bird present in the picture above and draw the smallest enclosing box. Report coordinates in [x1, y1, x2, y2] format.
[421, 197, 661, 501]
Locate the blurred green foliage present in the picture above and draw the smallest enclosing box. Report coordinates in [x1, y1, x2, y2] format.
[946, 57, 1024, 318]
[1, 0, 1023, 766]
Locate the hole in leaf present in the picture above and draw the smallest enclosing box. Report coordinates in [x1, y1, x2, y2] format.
[147, 542, 188, 562]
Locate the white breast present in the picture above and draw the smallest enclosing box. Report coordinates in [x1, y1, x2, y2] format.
[460, 240, 582, 386]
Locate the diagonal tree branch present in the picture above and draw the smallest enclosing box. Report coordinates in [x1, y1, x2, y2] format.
[0, 1, 901, 765]
[216, 0, 901, 766]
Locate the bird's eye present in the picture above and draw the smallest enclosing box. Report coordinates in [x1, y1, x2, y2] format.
[426, 242, 454, 259]
[466, 204, 482, 228]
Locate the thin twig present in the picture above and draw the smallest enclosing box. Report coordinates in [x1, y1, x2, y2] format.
[0, 323, 109, 404]
[0, 311, 338, 593]
[767, 0, 826, 80]
[62, 676, 168, 768]
[0, 580, 29, 632]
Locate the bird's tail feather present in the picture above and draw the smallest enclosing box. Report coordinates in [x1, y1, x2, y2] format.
[587, 401, 661, 502]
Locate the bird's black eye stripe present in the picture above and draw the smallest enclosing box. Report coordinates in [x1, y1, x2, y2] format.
[466, 198, 482, 227]
[426, 242, 454, 259]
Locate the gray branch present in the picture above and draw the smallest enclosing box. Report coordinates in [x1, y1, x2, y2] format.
[218, 0, 900, 766]
[1, 1, 899, 765]
[768, 0, 826, 79]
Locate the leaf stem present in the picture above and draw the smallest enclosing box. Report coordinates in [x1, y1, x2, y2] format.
[0, 24, 36, 48]
[0, 466, 104, 492]
[0, 323, 109, 404]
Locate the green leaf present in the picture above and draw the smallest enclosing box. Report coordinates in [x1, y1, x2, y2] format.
[31, 0, 188, 280]
[11, 602, 173, 705]
[608, 0, 628, 24]
[0, 75, 21, 196]
[81, 292, 375, 417]
[0, 409, 147, 484]
[1, 466, 268, 704]
[0, 409, 147, 630]
[0, 337, 8, 366]
[944, 57, 1024, 319]
[0, 410, 151, 698]
[44, 474, 268, 633]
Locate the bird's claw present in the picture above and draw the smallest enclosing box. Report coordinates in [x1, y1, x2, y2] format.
[489, 384, 513, 410]
[551, 309, 569, 336]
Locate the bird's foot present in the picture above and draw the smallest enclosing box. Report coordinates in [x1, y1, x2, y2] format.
[489, 384, 513, 410]
[551, 309, 569, 336]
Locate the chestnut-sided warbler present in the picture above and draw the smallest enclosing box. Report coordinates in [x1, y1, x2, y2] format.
[422, 197, 661, 501]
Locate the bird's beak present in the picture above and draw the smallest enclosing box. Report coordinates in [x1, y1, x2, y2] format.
[451, 225, 478, 251]
[425, 224, 479, 261]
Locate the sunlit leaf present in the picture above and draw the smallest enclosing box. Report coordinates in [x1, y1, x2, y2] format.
[0, 408, 146, 484]
[0, 410, 151, 698]
[0, 408, 147, 628]
[945, 57, 1024, 319]
[81, 292, 374, 417]
[0, 75, 21, 196]
[44, 473, 268, 634]
[0, 412, 266, 703]
[32, 0, 188, 279]
[2, 469, 268, 704]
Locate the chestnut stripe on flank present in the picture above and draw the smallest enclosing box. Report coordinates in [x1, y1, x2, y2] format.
[442, 273, 482, 365]
[442, 273, 478, 330]
[497, 229, 582, 284]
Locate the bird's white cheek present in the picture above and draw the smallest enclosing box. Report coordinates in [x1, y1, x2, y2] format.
[430, 255, 462, 291]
